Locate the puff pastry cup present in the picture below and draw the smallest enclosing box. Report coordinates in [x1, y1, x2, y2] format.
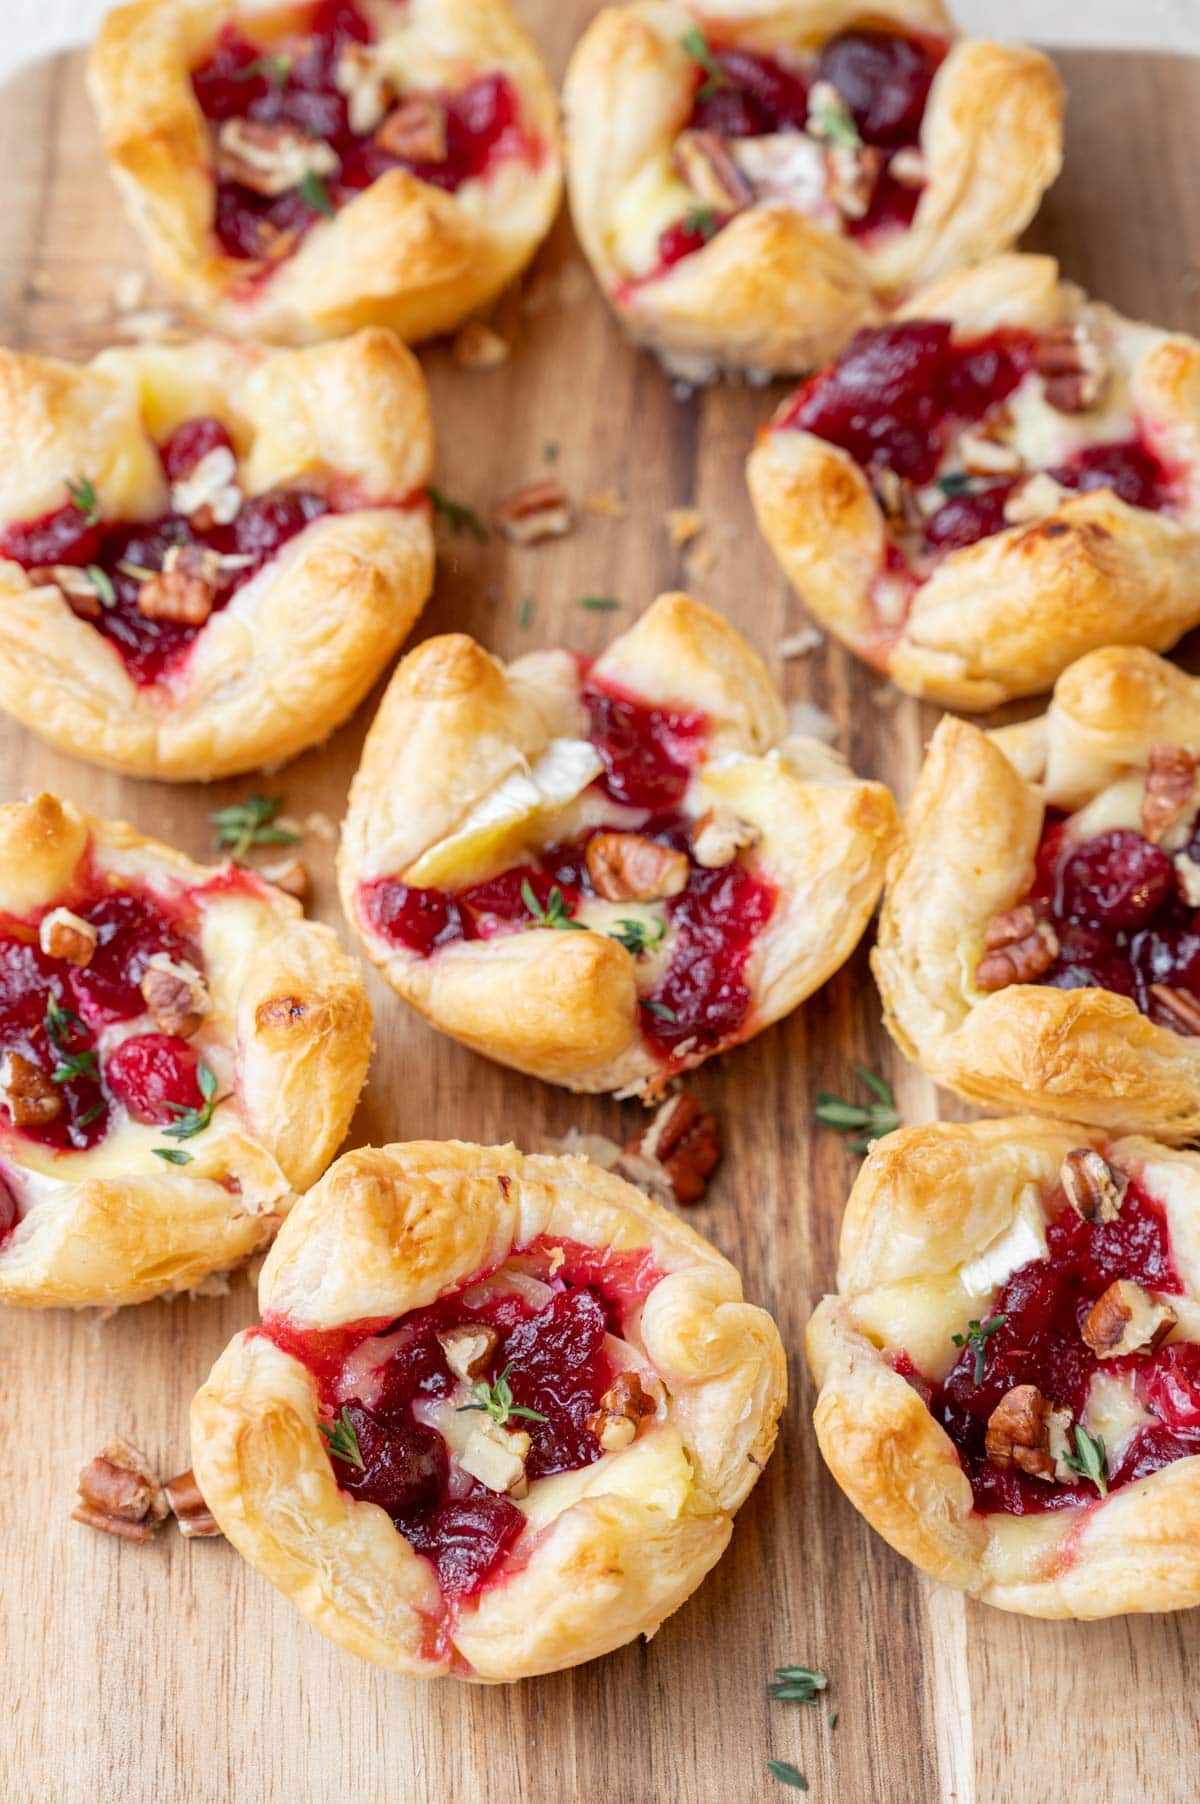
[0, 329, 434, 781]
[873, 646, 1200, 1140]
[807, 1117, 1200, 1618]
[0, 793, 371, 1309]
[337, 592, 897, 1096]
[748, 254, 1200, 709]
[563, 1, 1061, 381]
[191, 1139, 785, 1679]
[89, 0, 563, 345]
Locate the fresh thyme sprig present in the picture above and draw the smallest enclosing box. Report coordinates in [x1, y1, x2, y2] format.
[680, 26, 728, 100]
[517, 595, 535, 630]
[683, 205, 719, 241]
[456, 1362, 548, 1427]
[1061, 1424, 1108, 1496]
[153, 1147, 194, 1166]
[161, 1063, 221, 1142]
[426, 485, 488, 541]
[66, 474, 101, 526]
[767, 1762, 808, 1792]
[211, 792, 300, 862]
[298, 170, 335, 216]
[86, 565, 116, 609]
[235, 54, 292, 86]
[640, 998, 677, 1023]
[812, 89, 862, 149]
[320, 1406, 365, 1470]
[522, 879, 585, 932]
[951, 1314, 1008, 1386]
[767, 1666, 828, 1704]
[813, 1068, 899, 1153]
[579, 595, 620, 612]
[44, 995, 98, 1083]
[608, 916, 666, 957]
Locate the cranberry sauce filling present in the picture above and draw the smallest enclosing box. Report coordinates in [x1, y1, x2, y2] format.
[776, 321, 1174, 564]
[910, 1180, 1193, 1515]
[1008, 814, 1200, 1028]
[271, 1239, 662, 1603]
[0, 875, 205, 1182]
[359, 681, 776, 1058]
[192, 3, 528, 265]
[0, 421, 328, 685]
[658, 28, 944, 271]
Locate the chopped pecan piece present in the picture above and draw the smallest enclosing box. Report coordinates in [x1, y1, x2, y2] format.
[460, 1418, 530, 1497]
[216, 119, 340, 198]
[437, 1323, 499, 1383]
[137, 546, 217, 627]
[38, 905, 97, 967]
[824, 141, 882, 222]
[975, 904, 1059, 991]
[334, 44, 394, 136]
[141, 953, 210, 1038]
[1141, 744, 1198, 845]
[164, 1468, 223, 1538]
[493, 478, 573, 544]
[452, 320, 510, 370]
[586, 832, 689, 903]
[1082, 1279, 1177, 1359]
[27, 563, 107, 616]
[1034, 321, 1108, 414]
[691, 808, 761, 870]
[171, 446, 242, 530]
[984, 1384, 1058, 1480]
[586, 1370, 656, 1452]
[672, 128, 751, 211]
[1, 1051, 61, 1128]
[375, 95, 448, 164]
[871, 466, 925, 531]
[1059, 1147, 1127, 1223]
[619, 1091, 722, 1206]
[72, 1438, 169, 1542]
[1150, 983, 1200, 1036]
[260, 855, 311, 901]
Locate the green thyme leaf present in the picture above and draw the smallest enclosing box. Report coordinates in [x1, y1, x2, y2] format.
[517, 595, 535, 630]
[235, 54, 292, 86]
[608, 916, 666, 957]
[153, 1147, 194, 1166]
[683, 205, 718, 241]
[827, 1712, 838, 1730]
[50, 1049, 99, 1085]
[812, 90, 861, 149]
[579, 595, 620, 611]
[543, 441, 560, 465]
[161, 1062, 222, 1142]
[320, 1405, 365, 1470]
[43, 995, 99, 1084]
[86, 565, 116, 609]
[1060, 1424, 1108, 1496]
[456, 1362, 548, 1427]
[426, 485, 488, 542]
[44, 994, 86, 1052]
[521, 879, 586, 932]
[767, 1666, 828, 1704]
[951, 1314, 1008, 1386]
[640, 998, 677, 1022]
[767, 1763, 808, 1792]
[814, 1068, 899, 1153]
[66, 474, 101, 526]
[210, 792, 299, 862]
[298, 170, 335, 217]
[937, 470, 973, 497]
[680, 26, 728, 100]
[77, 1101, 106, 1129]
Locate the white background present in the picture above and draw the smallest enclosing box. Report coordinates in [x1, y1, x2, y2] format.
[1, 0, 1198, 84]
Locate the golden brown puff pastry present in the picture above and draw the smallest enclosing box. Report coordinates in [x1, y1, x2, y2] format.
[0, 793, 372, 1309]
[563, 2, 1061, 381]
[807, 1117, 1200, 1618]
[0, 329, 434, 781]
[89, 0, 563, 345]
[873, 646, 1200, 1139]
[337, 591, 897, 1096]
[191, 1139, 786, 1679]
[748, 254, 1200, 708]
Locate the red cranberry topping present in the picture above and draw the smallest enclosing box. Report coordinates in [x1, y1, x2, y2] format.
[0, 1172, 18, 1246]
[1136, 1342, 1200, 1431]
[642, 859, 776, 1056]
[400, 1496, 526, 1598]
[0, 501, 101, 568]
[0, 942, 109, 1150]
[160, 417, 235, 482]
[1108, 1422, 1200, 1489]
[923, 485, 1015, 551]
[500, 1289, 611, 1480]
[690, 46, 810, 138]
[814, 29, 938, 147]
[105, 1033, 204, 1126]
[337, 1404, 449, 1515]
[68, 891, 199, 1027]
[655, 211, 730, 271]
[1054, 439, 1171, 512]
[585, 683, 707, 810]
[361, 879, 463, 956]
[1057, 830, 1175, 932]
[918, 1180, 1186, 1516]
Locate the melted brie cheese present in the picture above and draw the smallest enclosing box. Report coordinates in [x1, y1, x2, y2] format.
[852, 1275, 978, 1382]
[610, 154, 696, 278]
[960, 1187, 1049, 1297]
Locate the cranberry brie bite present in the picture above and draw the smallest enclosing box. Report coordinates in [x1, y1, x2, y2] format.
[191, 1140, 785, 1678]
[563, 2, 1060, 380]
[0, 794, 371, 1308]
[89, 0, 562, 344]
[874, 647, 1200, 1138]
[0, 331, 433, 780]
[808, 1119, 1200, 1617]
[337, 593, 896, 1094]
[749, 255, 1200, 708]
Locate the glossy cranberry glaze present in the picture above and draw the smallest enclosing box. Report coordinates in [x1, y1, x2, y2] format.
[359, 681, 775, 1060]
[908, 1179, 1195, 1515]
[0, 419, 328, 686]
[1016, 816, 1200, 1025]
[273, 1239, 662, 1602]
[0, 874, 204, 1178]
[193, 3, 527, 264]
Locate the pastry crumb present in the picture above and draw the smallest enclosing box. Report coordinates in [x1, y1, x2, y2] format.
[452, 320, 509, 370]
[667, 506, 704, 547]
[777, 626, 823, 660]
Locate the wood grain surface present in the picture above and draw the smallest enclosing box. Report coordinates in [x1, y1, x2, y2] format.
[1, 15, 1199, 1803]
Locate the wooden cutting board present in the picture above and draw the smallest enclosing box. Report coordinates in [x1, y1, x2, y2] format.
[1, 14, 1198, 1802]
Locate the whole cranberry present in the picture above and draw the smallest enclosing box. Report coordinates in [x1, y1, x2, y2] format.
[337, 1405, 448, 1517]
[1041, 924, 1137, 999]
[815, 29, 937, 146]
[105, 1032, 204, 1125]
[923, 486, 1014, 552]
[1136, 1342, 1200, 1432]
[1131, 927, 1200, 996]
[1057, 830, 1174, 931]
